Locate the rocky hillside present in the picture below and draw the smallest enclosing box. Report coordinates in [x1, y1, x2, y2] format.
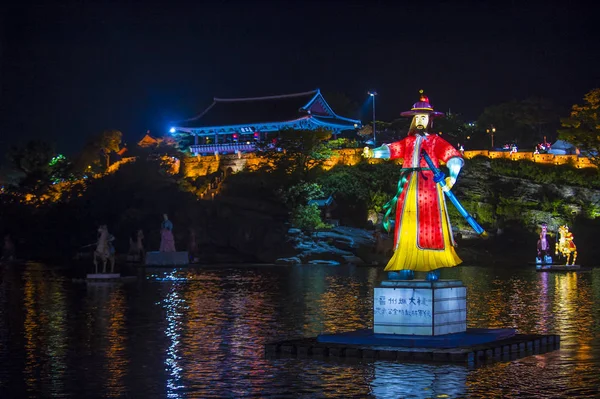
[193, 155, 600, 266]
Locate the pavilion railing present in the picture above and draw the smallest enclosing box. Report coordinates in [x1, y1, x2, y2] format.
[190, 143, 257, 155]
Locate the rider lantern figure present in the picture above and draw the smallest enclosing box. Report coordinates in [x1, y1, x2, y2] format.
[556, 225, 577, 266]
[536, 222, 553, 265]
[364, 91, 464, 281]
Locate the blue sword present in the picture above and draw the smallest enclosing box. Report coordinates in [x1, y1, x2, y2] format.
[421, 149, 488, 238]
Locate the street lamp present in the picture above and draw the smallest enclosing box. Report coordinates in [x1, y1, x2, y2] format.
[486, 126, 496, 149]
[368, 91, 377, 144]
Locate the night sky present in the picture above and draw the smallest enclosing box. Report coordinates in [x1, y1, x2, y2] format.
[1, 0, 599, 157]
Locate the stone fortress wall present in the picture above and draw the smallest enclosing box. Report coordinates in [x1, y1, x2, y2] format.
[181, 148, 597, 178]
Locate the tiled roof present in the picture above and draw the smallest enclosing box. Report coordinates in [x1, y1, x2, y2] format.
[138, 133, 161, 147]
[174, 89, 360, 129]
[312, 115, 358, 128]
[308, 195, 335, 207]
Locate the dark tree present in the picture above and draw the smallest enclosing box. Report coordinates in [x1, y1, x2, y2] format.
[6, 140, 55, 194]
[256, 128, 333, 182]
[558, 88, 600, 166]
[73, 129, 123, 174]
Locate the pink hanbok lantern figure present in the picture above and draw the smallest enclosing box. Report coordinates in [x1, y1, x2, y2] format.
[159, 214, 176, 252]
[536, 223, 553, 265]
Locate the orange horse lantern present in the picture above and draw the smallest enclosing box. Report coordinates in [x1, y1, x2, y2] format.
[555, 225, 577, 266]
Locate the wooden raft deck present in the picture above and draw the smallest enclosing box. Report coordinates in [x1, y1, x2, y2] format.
[265, 334, 560, 366]
[535, 264, 589, 272]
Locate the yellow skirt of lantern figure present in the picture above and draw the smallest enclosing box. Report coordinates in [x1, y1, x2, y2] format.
[384, 175, 462, 273]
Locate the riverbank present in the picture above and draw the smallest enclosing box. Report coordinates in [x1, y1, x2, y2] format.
[4, 222, 592, 269]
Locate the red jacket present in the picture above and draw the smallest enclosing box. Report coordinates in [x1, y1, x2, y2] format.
[387, 134, 462, 250]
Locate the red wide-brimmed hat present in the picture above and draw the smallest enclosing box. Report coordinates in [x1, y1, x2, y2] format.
[400, 90, 445, 118]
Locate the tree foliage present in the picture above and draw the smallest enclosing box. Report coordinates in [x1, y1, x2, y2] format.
[558, 88, 600, 166]
[433, 113, 478, 147]
[48, 154, 74, 183]
[470, 155, 600, 188]
[256, 128, 333, 181]
[7, 140, 54, 176]
[6, 140, 56, 194]
[519, 97, 561, 141]
[357, 124, 373, 138]
[477, 98, 559, 149]
[74, 129, 123, 174]
[316, 162, 403, 227]
[280, 181, 325, 210]
[171, 131, 195, 153]
[291, 203, 328, 232]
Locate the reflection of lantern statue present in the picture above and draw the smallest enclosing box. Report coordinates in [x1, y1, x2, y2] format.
[2, 235, 16, 261]
[363, 91, 464, 281]
[372, 362, 467, 398]
[536, 223, 553, 265]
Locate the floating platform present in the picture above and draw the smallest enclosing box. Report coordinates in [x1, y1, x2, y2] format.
[265, 328, 560, 366]
[535, 264, 588, 272]
[145, 251, 189, 266]
[72, 273, 138, 283]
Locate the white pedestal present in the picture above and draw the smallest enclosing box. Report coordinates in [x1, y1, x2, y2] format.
[373, 280, 467, 336]
[145, 251, 189, 266]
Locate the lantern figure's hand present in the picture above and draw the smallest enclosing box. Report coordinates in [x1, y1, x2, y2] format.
[363, 147, 374, 158]
[446, 157, 463, 189]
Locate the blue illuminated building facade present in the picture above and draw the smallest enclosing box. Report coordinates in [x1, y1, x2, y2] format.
[170, 89, 361, 155]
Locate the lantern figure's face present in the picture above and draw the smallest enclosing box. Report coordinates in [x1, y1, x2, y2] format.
[541, 225, 547, 235]
[414, 114, 429, 130]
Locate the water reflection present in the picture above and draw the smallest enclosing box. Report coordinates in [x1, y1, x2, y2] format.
[22, 263, 68, 397]
[370, 362, 467, 399]
[0, 264, 599, 398]
[85, 282, 128, 398]
[162, 282, 186, 397]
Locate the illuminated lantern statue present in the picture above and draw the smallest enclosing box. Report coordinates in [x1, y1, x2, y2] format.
[536, 222, 553, 265]
[363, 91, 465, 281]
[555, 225, 577, 266]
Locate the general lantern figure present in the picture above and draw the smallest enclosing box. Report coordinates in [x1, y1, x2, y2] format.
[364, 91, 485, 281]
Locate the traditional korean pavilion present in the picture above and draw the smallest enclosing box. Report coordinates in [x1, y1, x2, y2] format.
[170, 89, 361, 155]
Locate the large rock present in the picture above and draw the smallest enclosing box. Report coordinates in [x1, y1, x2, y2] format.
[275, 257, 301, 265]
[190, 197, 296, 263]
[296, 241, 353, 264]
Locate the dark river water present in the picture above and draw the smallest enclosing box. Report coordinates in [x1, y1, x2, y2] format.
[0, 262, 599, 398]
